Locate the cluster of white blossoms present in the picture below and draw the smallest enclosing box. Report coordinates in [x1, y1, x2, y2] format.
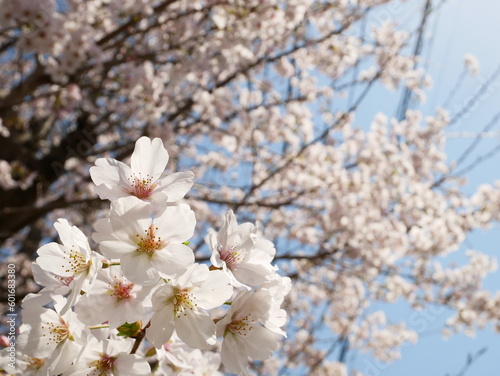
[6, 137, 289, 376]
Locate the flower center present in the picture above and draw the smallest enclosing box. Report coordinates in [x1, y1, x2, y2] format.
[91, 354, 117, 376]
[171, 288, 197, 318]
[225, 314, 254, 337]
[111, 281, 134, 302]
[41, 317, 72, 345]
[135, 224, 164, 256]
[220, 246, 244, 269]
[129, 173, 157, 199]
[63, 248, 91, 275]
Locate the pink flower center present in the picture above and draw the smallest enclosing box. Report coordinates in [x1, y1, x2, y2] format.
[113, 282, 134, 301]
[92, 354, 117, 376]
[135, 224, 165, 256]
[111, 281, 135, 302]
[129, 173, 157, 199]
[220, 246, 244, 269]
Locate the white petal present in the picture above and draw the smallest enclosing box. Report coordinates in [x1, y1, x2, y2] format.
[233, 289, 273, 320]
[194, 270, 233, 310]
[36, 243, 75, 277]
[110, 196, 150, 216]
[75, 295, 108, 326]
[242, 325, 278, 360]
[59, 273, 87, 314]
[90, 158, 132, 200]
[91, 218, 113, 244]
[49, 339, 82, 375]
[154, 204, 196, 243]
[233, 261, 274, 287]
[254, 237, 276, 260]
[54, 219, 90, 257]
[19, 307, 60, 358]
[155, 171, 194, 202]
[31, 262, 60, 287]
[115, 354, 152, 375]
[103, 338, 133, 356]
[221, 334, 249, 376]
[218, 210, 237, 247]
[216, 312, 233, 338]
[109, 199, 153, 242]
[121, 251, 160, 286]
[147, 305, 175, 348]
[108, 299, 146, 329]
[236, 223, 255, 243]
[174, 263, 208, 287]
[53, 218, 73, 248]
[98, 239, 137, 259]
[176, 309, 216, 349]
[22, 291, 55, 308]
[130, 137, 169, 181]
[152, 243, 194, 277]
[206, 231, 218, 252]
[151, 283, 175, 309]
[210, 247, 225, 269]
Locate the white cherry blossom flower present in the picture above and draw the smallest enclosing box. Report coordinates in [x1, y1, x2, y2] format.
[90, 136, 194, 205]
[216, 289, 282, 376]
[17, 297, 88, 375]
[35, 218, 102, 314]
[156, 335, 195, 372]
[93, 197, 196, 285]
[65, 338, 151, 376]
[147, 263, 233, 349]
[464, 53, 480, 76]
[155, 337, 223, 376]
[74, 267, 151, 329]
[0, 349, 49, 376]
[207, 210, 276, 288]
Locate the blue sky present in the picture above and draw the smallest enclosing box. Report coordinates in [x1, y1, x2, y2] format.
[348, 1, 500, 375]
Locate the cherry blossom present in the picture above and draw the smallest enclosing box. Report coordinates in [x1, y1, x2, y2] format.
[34, 219, 102, 314]
[216, 289, 283, 375]
[93, 197, 196, 285]
[147, 263, 233, 349]
[155, 338, 223, 376]
[0, 350, 49, 376]
[207, 210, 276, 288]
[17, 298, 88, 375]
[74, 267, 151, 329]
[464, 53, 480, 76]
[65, 338, 151, 376]
[90, 136, 194, 205]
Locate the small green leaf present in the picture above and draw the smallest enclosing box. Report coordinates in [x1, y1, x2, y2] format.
[117, 321, 142, 338]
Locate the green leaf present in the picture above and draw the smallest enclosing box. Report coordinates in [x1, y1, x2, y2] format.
[117, 321, 142, 338]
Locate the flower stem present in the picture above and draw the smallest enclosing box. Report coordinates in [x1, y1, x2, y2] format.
[130, 320, 151, 354]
